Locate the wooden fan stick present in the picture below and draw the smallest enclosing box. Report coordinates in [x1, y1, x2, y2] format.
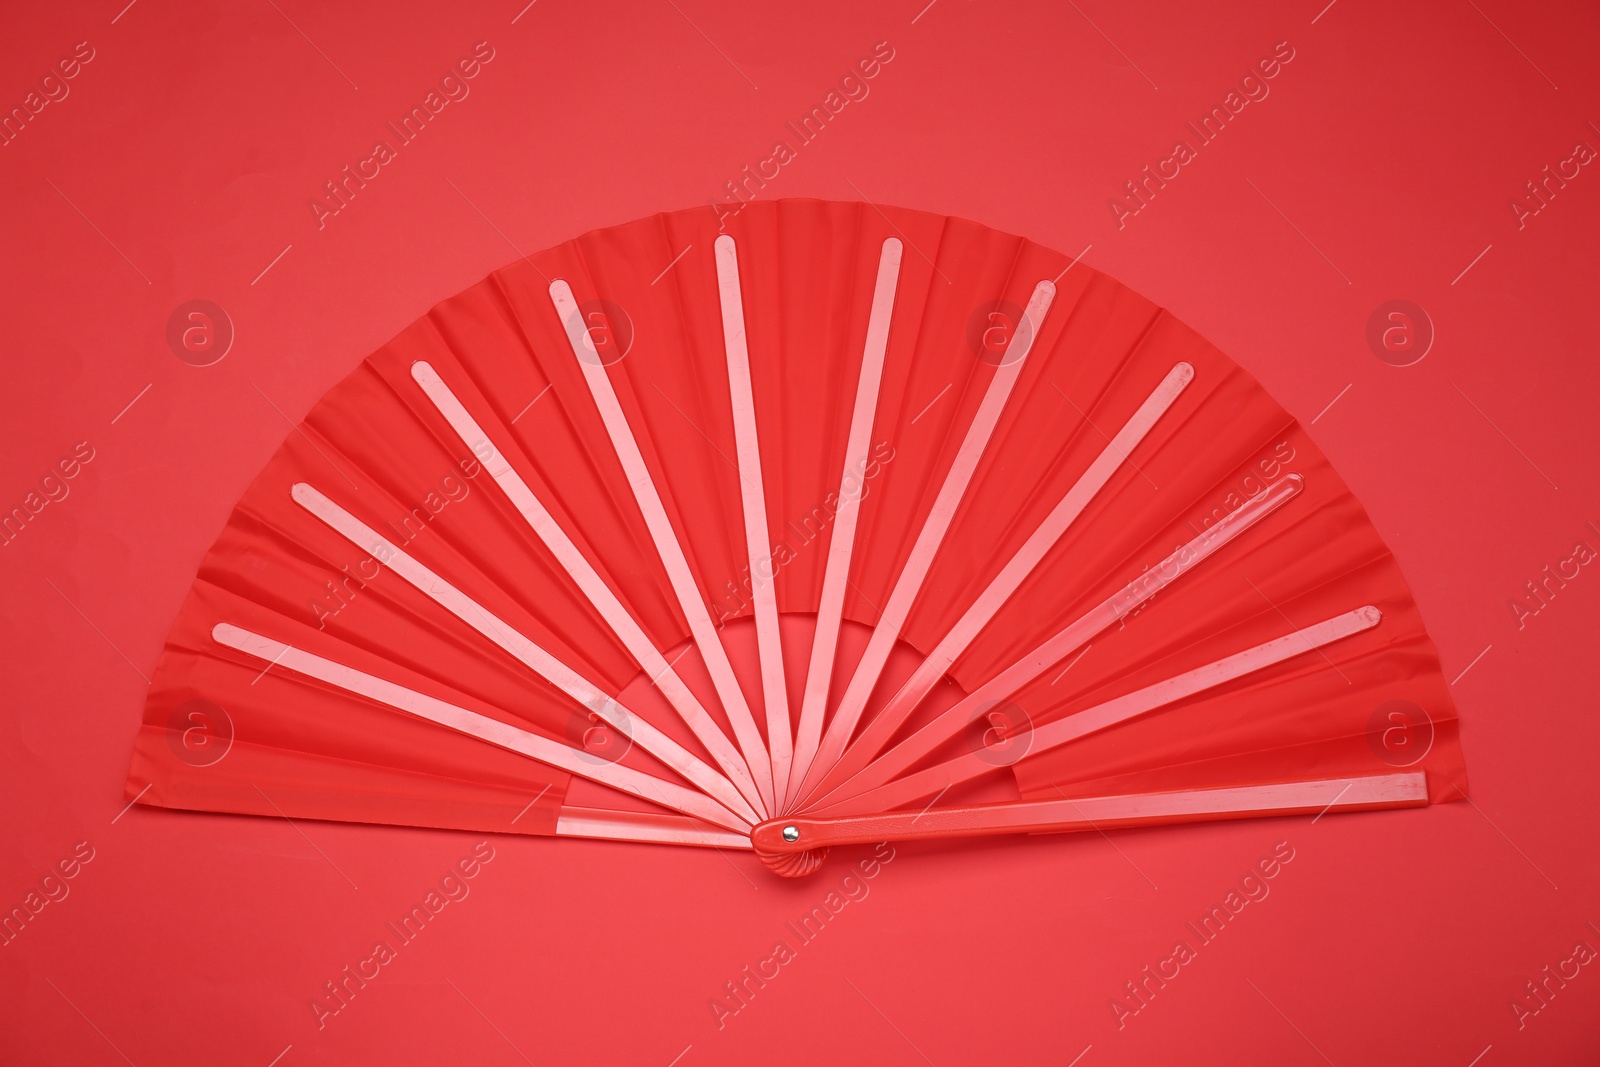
[409, 361, 768, 819]
[799, 361, 1195, 805]
[789, 237, 903, 810]
[550, 278, 776, 817]
[789, 278, 1058, 806]
[290, 482, 761, 826]
[714, 235, 794, 805]
[814, 606, 1383, 817]
[753, 773, 1428, 853]
[809, 474, 1306, 811]
[210, 624, 753, 835]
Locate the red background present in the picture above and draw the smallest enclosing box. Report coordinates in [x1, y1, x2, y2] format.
[2, 1, 1597, 1063]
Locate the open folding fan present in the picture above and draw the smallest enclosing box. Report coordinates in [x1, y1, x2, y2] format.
[128, 199, 1468, 876]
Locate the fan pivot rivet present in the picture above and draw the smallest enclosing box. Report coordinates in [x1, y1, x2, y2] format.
[781, 825, 800, 843]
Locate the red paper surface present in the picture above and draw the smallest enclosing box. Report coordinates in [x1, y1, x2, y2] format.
[2, 2, 1597, 1064]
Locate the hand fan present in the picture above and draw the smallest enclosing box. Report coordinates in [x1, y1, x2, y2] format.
[127, 199, 1468, 876]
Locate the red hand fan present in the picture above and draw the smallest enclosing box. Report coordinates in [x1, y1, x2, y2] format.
[127, 199, 1468, 876]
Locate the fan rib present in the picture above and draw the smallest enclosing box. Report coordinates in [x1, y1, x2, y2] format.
[788, 237, 903, 809]
[791, 277, 1059, 806]
[555, 807, 752, 848]
[816, 606, 1383, 815]
[210, 624, 752, 833]
[289, 481, 761, 826]
[756, 772, 1428, 851]
[409, 360, 768, 818]
[805, 361, 1195, 803]
[811, 474, 1306, 811]
[549, 278, 776, 817]
[714, 235, 794, 805]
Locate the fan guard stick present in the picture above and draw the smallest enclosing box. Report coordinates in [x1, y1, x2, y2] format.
[754, 773, 1429, 852]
